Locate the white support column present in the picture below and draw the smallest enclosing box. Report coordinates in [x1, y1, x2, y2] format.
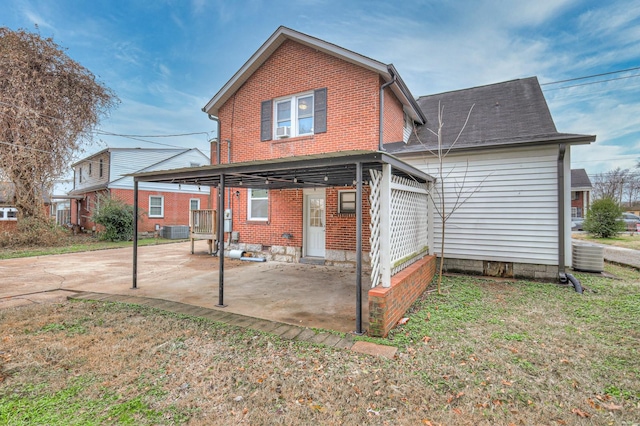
[380, 164, 392, 287]
[427, 180, 435, 256]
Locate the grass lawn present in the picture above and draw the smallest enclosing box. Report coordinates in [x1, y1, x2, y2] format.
[0, 235, 188, 260]
[572, 231, 640, 250]
[1, 264, 638, 425]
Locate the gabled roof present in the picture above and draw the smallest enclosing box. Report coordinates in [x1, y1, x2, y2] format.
[202, 26, 425, 124]
[71, 147, 189, 168]
[571, 169, 592, 190]
[386, 77, 596, 154]
[69, 147, 209, 195]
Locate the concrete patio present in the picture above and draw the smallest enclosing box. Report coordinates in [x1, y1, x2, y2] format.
[0, 240, 370, 333]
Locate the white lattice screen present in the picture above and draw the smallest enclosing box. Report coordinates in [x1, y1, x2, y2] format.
[390, 174, 429, 275]
[369, 169, 429, 287]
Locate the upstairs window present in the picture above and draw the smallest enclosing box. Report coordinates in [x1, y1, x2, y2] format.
[99, 159, 104, 178]
[261, 88, 327, 141]
[275, 93, 314, 138]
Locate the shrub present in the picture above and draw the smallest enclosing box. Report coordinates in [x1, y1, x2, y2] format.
[583, 197, 625, 238]
[92, 195, 135, 241]
[0, 217, 69, 248]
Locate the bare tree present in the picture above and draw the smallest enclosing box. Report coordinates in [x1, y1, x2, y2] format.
[415, 102, 483, 294]
[0, 27, 117, 222]
[591, 168, 630, 205]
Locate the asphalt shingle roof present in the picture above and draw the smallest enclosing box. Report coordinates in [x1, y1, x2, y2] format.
[571, 168, 592, 189]
[386, 77, 595, 154]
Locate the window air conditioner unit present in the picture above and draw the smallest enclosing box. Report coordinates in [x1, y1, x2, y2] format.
[276, 126, 291, 138]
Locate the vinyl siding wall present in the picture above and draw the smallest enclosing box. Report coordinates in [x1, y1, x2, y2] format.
[404, 145, 560, 265]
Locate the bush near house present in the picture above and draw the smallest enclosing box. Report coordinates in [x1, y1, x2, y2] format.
[91, 195, 135, 242]
[583, 197, 626, 238]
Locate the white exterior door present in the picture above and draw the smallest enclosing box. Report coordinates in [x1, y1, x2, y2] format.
[305, 193, 325, 257]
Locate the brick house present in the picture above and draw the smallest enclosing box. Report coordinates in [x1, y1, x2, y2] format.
[571, 169, 592, 218]
[132, 27, 595, 335]
[69, 148, 210, 233]
[0, 182, 18, 232]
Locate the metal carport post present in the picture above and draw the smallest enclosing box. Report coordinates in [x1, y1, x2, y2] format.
[132, 178, 138, 289]
[217, 174, 226, 307]
[355, 161, 363, 335]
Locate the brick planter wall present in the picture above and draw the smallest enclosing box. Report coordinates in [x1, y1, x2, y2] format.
[368, 255, 436, 337]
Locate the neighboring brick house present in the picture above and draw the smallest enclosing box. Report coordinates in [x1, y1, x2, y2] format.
[571, 169, 592, 218]
[132, 27, 595, 335]
[0, 182, 18, 232]
[69, 148, 210, 233]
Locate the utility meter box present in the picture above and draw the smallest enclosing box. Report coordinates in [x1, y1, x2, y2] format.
[224, 209, 232, 232]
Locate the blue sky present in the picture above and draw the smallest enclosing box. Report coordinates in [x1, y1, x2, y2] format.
[2, 0, 640, 177]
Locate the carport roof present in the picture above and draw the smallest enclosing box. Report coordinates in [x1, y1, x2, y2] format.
[131, 150, 434, 189]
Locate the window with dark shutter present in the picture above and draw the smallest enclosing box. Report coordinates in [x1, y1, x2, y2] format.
[261, 100, 272, 141]
[314, 88, 327, 134]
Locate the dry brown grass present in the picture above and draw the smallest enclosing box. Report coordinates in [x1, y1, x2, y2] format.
[1, 265, 639, 425]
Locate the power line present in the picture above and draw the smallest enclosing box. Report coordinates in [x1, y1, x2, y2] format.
[540, 66, 640, 85]
[543, 74, 640, 91]
[95, 130, 212, 138]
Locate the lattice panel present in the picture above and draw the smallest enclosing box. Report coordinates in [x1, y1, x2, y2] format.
[368, 169, 382, 288]
[390, 175, 429, 275]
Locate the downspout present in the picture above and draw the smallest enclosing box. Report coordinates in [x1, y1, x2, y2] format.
[557, 144, 583, 293]
[379, 74, 396, 151]
[558, 144, 566, 277]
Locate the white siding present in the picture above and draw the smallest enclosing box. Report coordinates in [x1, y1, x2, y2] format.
[404, 145, 560, 265]
[109, 149, 209, 194]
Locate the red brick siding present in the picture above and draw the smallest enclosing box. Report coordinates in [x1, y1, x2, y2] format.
[218, 39, 390, 162]
[325, 187, 371, 252]
[571, 191, 589, 217]
[216, 186, 372, 253]
[72, 189, 209, 233]
[368, 255, 436, 337]
[213, 39, 407, 252]
[216, 187, 304, 247]
[0, 220, 17, 232]
[383, 82, 405, 143]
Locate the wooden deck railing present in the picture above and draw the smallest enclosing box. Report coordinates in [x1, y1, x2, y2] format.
[190, 209, 217, 254]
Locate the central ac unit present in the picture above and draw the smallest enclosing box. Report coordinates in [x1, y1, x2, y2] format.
[276, 126, 291, 138]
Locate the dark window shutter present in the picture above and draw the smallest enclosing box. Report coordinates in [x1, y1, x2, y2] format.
[314, 88, 327, 134]
[260, 100, 272, 141]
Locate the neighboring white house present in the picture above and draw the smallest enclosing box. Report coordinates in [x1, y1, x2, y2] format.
[387, 78, 596, 280]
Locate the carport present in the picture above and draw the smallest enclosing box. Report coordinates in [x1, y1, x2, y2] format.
[131, 150, 434, 334]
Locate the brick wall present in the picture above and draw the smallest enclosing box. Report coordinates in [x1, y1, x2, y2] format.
[216, 186, 373, 253]
[325, 187, 371, 252]
[217, 39, 406, 162]
[72, 189, 209, 233]
[0, 220, 17, 232]
[213, 38, 406, 254]
[368, 255, 436, 337]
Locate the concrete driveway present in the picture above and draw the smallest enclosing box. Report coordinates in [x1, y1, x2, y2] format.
[0, 241, 370, 333]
